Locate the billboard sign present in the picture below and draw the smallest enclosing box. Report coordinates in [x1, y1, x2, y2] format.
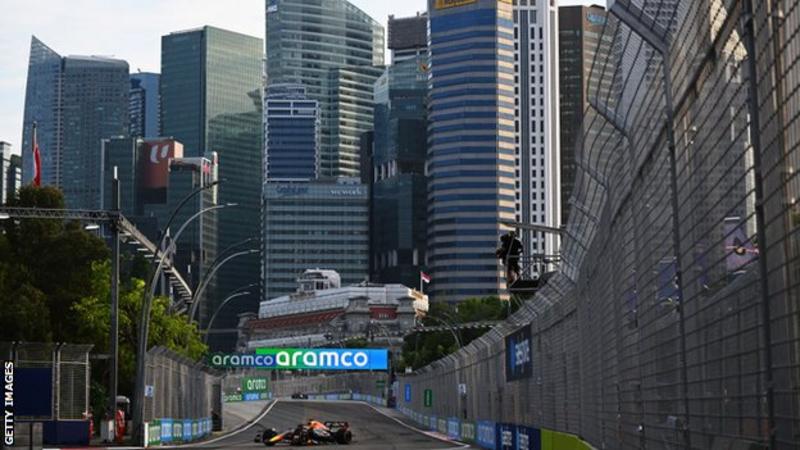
[137, 139, 182, 205]
[208, 348, 389, 371]
[242, 377, 268, 393]
[404, 384, 412, 402]
[434, 0, 477, 9]
[505, 325, 533, 381]
[423, 389, 433, 407]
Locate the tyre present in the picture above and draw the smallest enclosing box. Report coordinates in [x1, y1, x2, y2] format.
[335, 429, 352, 445]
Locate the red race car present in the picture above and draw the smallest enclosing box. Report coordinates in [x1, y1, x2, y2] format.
[255, 420, 353, 446]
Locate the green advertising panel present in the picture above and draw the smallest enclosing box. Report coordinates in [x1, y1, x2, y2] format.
[424, 389, 433, 407]
[242, 377, 268, 393]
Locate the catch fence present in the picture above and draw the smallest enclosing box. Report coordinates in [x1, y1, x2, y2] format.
[399, 1, 800, 449]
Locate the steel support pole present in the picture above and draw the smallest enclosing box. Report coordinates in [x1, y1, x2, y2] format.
[108, 169, 120, 420]
[740, 0, 776, 446]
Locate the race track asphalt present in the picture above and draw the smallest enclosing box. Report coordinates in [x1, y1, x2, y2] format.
[185, 400, 468, 449]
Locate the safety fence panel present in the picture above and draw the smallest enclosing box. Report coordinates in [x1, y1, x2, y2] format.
[142, 346, 221, 433]
[399, 1, 800, 449]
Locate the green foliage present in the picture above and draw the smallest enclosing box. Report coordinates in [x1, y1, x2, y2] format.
[0, 186, 108, 341]
[400, 296, 519, 371]
[72, 261, 207, 396]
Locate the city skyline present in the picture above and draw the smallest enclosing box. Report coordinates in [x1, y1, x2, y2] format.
[0, 0, 599, 153]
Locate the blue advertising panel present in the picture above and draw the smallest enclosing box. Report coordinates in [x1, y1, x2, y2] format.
[160, 418, 173, 443]
[447, 417, 461, 439]
[209, 348, 389, 370]
[496, 423, 517, 450]
[15, 367, 52, 416]
[516, 426, 541, 450]
[404, 383, 412, 402]
[505, 325, 533, 381]
[183, 419, 192, 441]
[476, 420, 497, 449]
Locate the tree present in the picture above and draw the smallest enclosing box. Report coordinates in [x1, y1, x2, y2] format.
[0, 186, 109, 342]
[399, 296, 518, 371]
[72, 261, 208, 398]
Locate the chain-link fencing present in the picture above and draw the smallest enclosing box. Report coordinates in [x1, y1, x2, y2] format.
[399, 1, 800, 449]
[142, 346, 221, 424]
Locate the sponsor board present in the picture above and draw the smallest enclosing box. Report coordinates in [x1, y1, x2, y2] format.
[242, 377, 268, 393]
[404, 383, 412, 402]
[447, 418, 460, 439]
[435, 0, 476, 9]
[423, 388, 433, 407]
[505, 325, 533, 381]
[496, 423, 516, 450]
[477, 421, 497, 449]
[516, 425, 541, 450]
[209, 348, 389, 370]
[461, 421, 476, 442]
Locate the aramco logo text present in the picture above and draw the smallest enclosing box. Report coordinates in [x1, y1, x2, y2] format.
[208, 348, 388, 371]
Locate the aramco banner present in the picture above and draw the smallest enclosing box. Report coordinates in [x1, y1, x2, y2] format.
[209, 348, 389, 371]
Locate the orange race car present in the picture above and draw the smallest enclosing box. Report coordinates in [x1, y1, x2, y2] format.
[255, 420, 353, 446]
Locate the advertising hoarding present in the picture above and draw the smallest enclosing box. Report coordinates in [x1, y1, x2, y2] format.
[505, 325, 533, 381]
[208, 348, 389, 371]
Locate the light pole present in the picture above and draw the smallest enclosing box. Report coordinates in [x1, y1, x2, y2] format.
[420, 315, 463, 349]
[132, 202, 233, 444]
[187, 249, 259, 324]
[202, 286, 256, 344]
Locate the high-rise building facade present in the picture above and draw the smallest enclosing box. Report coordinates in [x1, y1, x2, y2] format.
[427, 0, 516, 302]
[101, 137, 219, 325]
[264, 83, 319, 180]
[262, 177, 368, 300]
[371, 55, 429, 288]
[513, 0, 561, 271]
[388, 13, 428, 63]
[265, 0, 385, 178]
[559, 6, 611, 226]
[21, 37, 129, 209]
[161, 26, 263, 349]
[129, 72, 160, 139]
[0, 142, 18, 204]
[8, 156, 21, 202]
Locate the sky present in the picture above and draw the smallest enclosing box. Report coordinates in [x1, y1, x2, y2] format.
[0, 0, 599, 154]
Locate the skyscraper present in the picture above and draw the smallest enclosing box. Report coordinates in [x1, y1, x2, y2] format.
[513, 0, 561, 272]
[262, 177, 369, 300]
[129, 72, 160, 139]
[21, 36, 129, 209]
[427, 0, 516, 302]
[0, 141, 15, 204]
[559, 6, 611, 226]
[388, 13, 428, 63]
[161, 26, 263, 349]
[265, 0, 385, 178]
[371, 55, 429, 288]
[264, 83, 319, 180]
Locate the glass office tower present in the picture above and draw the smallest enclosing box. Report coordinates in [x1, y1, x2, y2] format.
[427, 0, 516, 302]
[264, 83, 319, 180]
[161, 26, 263, 350]
[265, 0, 385, 178]
[371, 55, 429, 288]
[21, 37, 129, 209]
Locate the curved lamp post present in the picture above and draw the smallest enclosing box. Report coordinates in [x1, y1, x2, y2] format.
[187, 248, 259, 323]
[202, 286, 256, 344]
[421, 315, 463, 349]
[132, 202, 234, 444]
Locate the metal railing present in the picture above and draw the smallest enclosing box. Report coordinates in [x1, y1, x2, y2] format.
[399, 1, 800, 448]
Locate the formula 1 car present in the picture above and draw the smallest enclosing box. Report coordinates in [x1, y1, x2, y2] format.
[255, 420, 352, 446]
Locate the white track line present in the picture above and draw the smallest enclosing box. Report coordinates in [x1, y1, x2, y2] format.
[362, 402, 471, 449]
[164, 399, 279, 448]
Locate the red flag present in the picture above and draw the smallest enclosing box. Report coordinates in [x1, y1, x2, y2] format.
[32, 123, 41, 186]
[420, 271, 431, 284]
